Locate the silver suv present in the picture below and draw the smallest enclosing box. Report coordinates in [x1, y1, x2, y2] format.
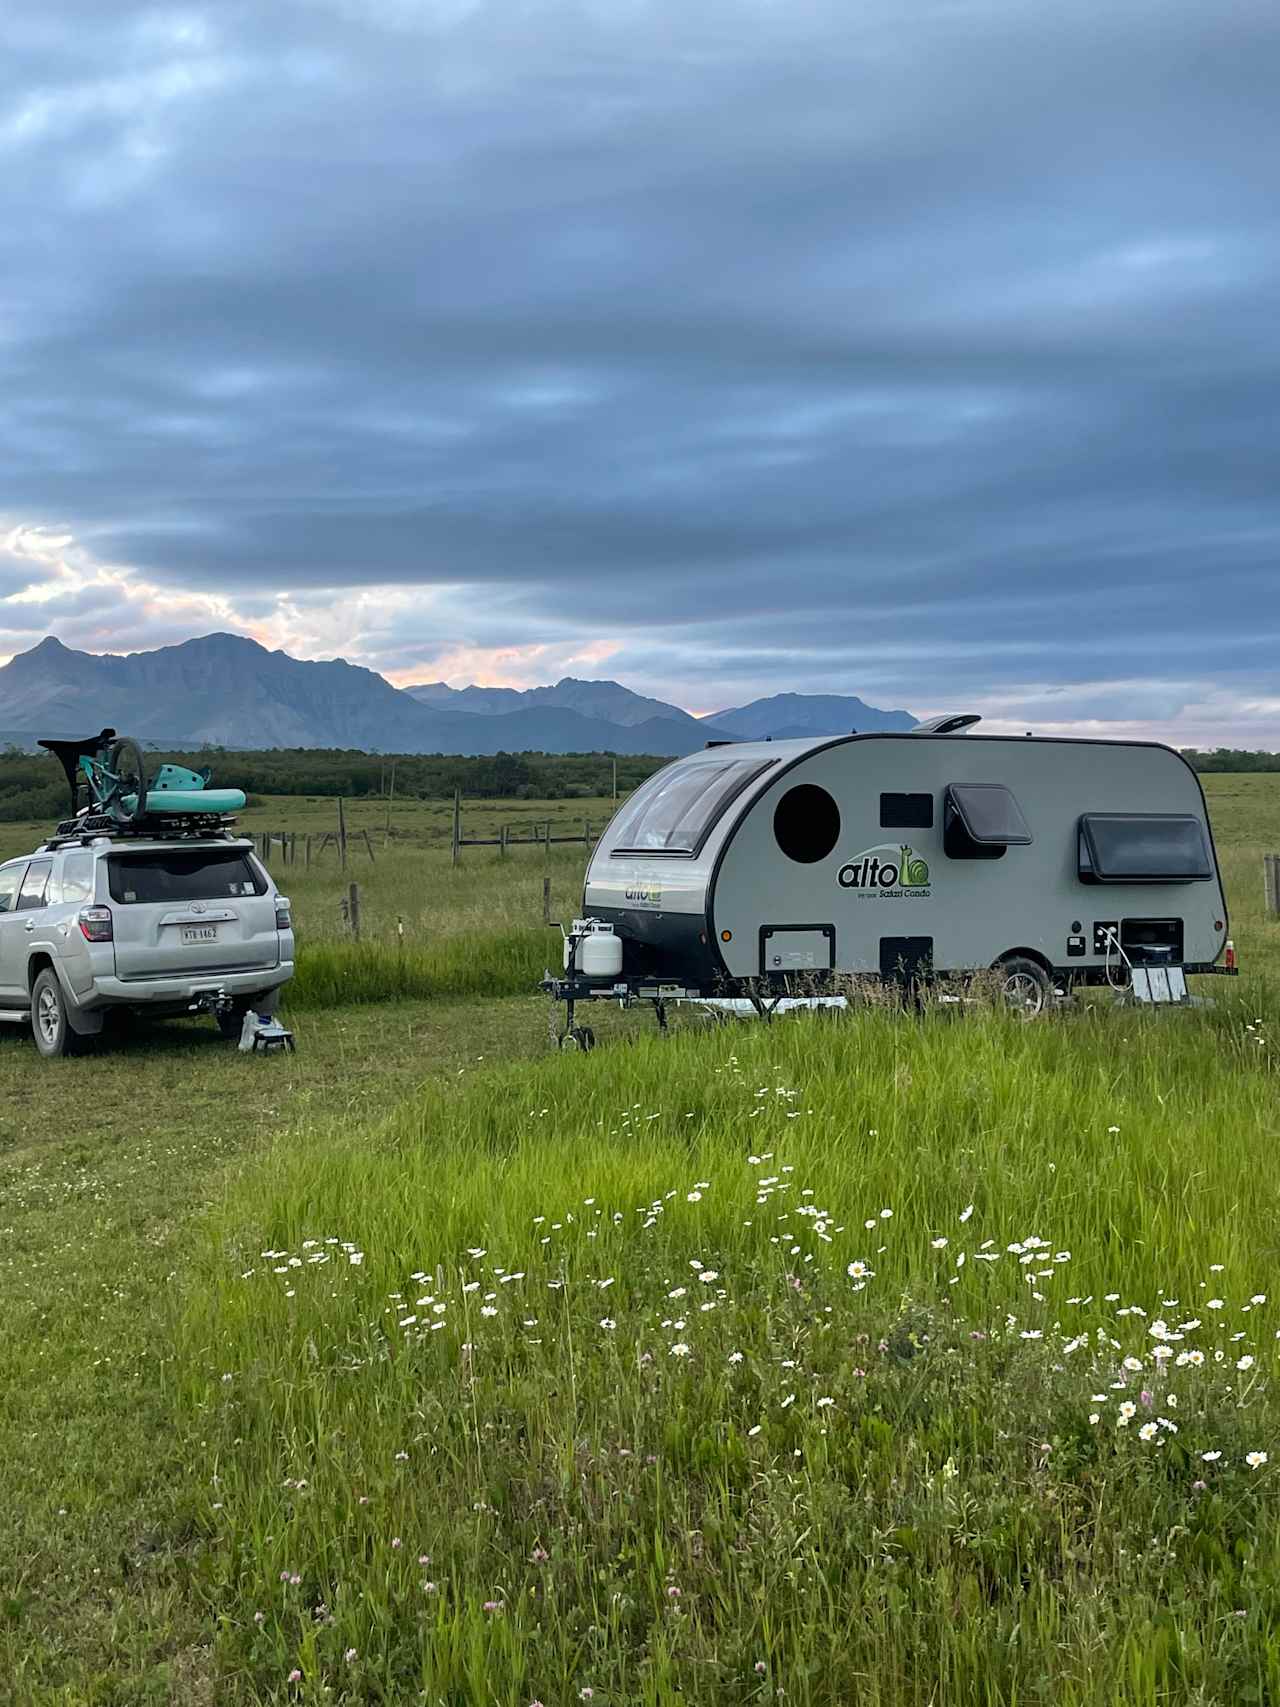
[0, 834, 294, 1058]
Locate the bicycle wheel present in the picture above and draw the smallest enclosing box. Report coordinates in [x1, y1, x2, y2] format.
[107, 737, 150, 824]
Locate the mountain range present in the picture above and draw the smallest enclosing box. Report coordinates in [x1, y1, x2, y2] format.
[0, 633, 916, 755]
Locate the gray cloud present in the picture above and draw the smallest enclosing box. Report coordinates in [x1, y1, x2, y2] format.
[2, 0, 1279, 738]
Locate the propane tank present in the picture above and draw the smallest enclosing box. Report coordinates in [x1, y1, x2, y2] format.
[564, 919, 623, 979]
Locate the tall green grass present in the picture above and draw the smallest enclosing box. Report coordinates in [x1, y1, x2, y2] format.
[286, 928, 550, 1009]
[179, 989, 1280, 1704]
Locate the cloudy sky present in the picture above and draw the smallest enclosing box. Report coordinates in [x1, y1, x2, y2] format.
[2, 0, 1278, 741]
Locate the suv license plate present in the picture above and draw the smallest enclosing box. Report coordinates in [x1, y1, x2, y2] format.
[182, 924, 219, 945]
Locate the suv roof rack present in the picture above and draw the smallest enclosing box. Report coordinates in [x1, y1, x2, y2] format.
[41, 813, 243, 851]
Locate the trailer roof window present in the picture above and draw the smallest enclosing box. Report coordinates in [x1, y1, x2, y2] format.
[944, 783, 1032, 860]
[610, 758, 774, 856]
[1078, 814, 1212, 883]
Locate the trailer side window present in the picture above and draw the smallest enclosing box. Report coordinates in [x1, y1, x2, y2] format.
[774, 784, 841, 864]
[1078, 814, 1212, 883]
[881, 792, 933, 830]
[944, 784, 1032, 861]
[610, 758, 775, 856]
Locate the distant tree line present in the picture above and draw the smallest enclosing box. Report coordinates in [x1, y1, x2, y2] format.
[0, 744, 668, 822]
[1180, 749, 1280, 774]
[3, 740, 1276, 824]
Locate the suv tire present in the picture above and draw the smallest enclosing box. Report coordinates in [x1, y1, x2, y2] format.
[32, 969, 82, 1059]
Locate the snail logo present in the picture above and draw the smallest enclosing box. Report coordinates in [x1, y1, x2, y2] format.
[838, 843, 932, 896]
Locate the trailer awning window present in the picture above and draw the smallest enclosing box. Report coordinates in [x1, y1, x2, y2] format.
[1078, 814, 1212, 883]
[944, 783, 1032, 860]
[610, 757, 774, 856]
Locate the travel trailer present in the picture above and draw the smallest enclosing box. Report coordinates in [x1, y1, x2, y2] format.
[545, 718, 1233, 1045]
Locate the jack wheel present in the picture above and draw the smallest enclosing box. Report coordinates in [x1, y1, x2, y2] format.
[560, 1025, 595, 1052]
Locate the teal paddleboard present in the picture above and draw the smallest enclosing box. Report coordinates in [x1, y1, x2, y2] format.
[122, 787, 247, 815]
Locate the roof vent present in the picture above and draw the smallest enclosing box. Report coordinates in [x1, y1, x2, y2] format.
[910, 713, 982, 736]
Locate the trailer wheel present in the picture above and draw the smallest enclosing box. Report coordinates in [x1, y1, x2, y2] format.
[560, 1025, 595, 1052]
[996, 956, 1051, 1017]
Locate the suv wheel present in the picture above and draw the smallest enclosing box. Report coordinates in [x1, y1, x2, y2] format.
[32, 969, 81, 1059]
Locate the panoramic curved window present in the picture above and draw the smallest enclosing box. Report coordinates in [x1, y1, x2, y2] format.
[774, 784, 841, 864]
[609, 757, 775, 856]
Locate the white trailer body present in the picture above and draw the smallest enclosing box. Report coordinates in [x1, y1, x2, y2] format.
[574, 731, 1229, 997]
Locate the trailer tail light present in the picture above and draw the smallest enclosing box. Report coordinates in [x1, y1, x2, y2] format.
[1225, 938, 1236, 972]
[79, 906, 113, 943]
[275, 899, 292, 931]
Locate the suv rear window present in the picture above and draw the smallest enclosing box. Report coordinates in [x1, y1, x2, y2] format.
[107, 848, 267, 904]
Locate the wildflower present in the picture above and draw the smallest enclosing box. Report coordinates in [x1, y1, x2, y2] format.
[1019, 1330, 1043, 1340]
[748, 1425, 762, 1437]
[668, 1287, 687, 1299]
[728, 1350, 744, 1364]
[344, 1648, 358, 1662]
[1246, 1451, 1268, 1469]
[699, 1270, 719, 1284]
[686, 1191, 702, 1202]
[880, 1208, 893, 1219]
[599, 1318, 616, 1330]
[846, 1261, 871, 1280]
[253, 1611, 265, 1625]
[931, 1237, 948, 1249]
[579, 1692, 595, 1701]
[394, 1451, 409, 1462]
[1207, 1299, 1224, 1311]
[1192, 1479, 1207, 1491]
[483, 1600, 505, 1613]
[1202, 1450, 1222, 1462]
[418, 1554, 431, 1565]
[755, 1661, 768, 1674]
[288, 1670, 302, 1684]
[391, 1537, 402, 1549]
[670, 1343, 690, 1357]
[781, 1394, 795, 1409]
[959, 1204, 974, 1223]
[1138, 1422, 1158, 1442]
[1089, 1414, 1100, 1425]
[531, 1546, 550, 1563]
[480, 1305, 498, 1318]
[422, 1581, 437, 1593]
[1118, 1401, 1137, 1423]
[1238, 1355, 1256, 1371]
[816, 1396, 834, 1408]
[1252, 1294, 1266, 1305]
[1122, 1356, 1143, 1372]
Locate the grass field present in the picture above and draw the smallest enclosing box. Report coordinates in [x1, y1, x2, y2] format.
[1, 776, 1278, 1704]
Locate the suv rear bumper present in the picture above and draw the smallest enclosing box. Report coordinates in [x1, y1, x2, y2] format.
[82, 962, 294, 1008]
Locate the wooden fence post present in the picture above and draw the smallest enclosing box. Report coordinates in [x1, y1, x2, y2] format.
[337, 796, 348, 871]
[1265, 853, 1280, 919]
[500, 824, 509, 859]
[361, 829, 376, 863]
[348, 881, 361, 941]
[305, 834, 312, 868]
[384, 760, 396, 847]
[544, 819, 551, 860]
[452, 789, 461, 866]
[543, 875, 551, 924]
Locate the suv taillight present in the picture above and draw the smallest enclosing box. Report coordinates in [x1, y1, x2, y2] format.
[275, 899, 292, 931]
[79, 906, 113, 942]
